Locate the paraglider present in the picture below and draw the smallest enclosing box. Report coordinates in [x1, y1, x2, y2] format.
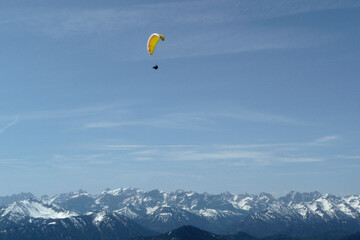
[147, 33, 164, 69]
[147, 33, 165, 55]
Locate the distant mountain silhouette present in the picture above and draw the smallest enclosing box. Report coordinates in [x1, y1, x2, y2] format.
[134, 225, 225, 240]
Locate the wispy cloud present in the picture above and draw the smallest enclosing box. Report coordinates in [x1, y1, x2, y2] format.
[104, 144, 148, 150]
[216, 110, 306, 125]
[84, 121, 136, 129]
[0, 105, 122, 122]
[0, 118, 18, 134]
[42, 134, 347, 171]
[83, 120, 210, 131]
[312, 135, 339, 144]
[161, 26, 333, 60]
[0, 8, 139, 37]
[0, 104, 304, 133]
[48, 153, 113, 170]
[232, 0, 360, 20]
[2, 0, 357, 35]
[82, 108, 306, 131]
[0, 157, 35, 168]
[20, 105, 117, 121]
[2, 0, 357, 58]
[280, 157, 324, 163]
[0, 158, 21, 165]
[97, 136, 337, 165]
[82, 112, 214, 130]
[335, 155, 360, 160]
[217, 135, 339, 150]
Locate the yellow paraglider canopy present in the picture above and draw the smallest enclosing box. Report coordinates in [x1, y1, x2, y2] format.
[147, 33, 165, 55]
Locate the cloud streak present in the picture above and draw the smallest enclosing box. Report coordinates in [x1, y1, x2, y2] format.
[313, 135, 339, 144]
[41, 134, 351, 175]
[2, 0, 358, 38]
[96, 136, 337, 165]
[1, 0, 357, 58]
[0, 118, 18, 134]
[0, 105, 125, 123]
[83, 112, 213, 131]
[82, 107, 306, 131]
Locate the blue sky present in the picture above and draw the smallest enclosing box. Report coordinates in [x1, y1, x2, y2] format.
[0, 0, 359, 197]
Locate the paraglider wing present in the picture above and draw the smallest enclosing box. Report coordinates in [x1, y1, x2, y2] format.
[147, 33, 165, 55]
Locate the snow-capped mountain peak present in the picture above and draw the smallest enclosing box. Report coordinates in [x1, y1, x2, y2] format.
[279, 191, 323, 206]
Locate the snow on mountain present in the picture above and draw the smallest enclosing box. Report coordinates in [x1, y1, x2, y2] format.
[115, 206, 141, 219]
[43, 190, 99, 215]
[279, 191, 322, 206]
[0, 199, 77, 221]
[231, 195, 253, 210]
[43, 189, 90, 205]
[101, 187, 143, 196]
[0, 193, 35, 207]
[0, 211, 157, 240]
[85, 211, 135, 227]
[93, 211, 107, 226]
[344, 195, 360, 212]
[138, 206, 213, 233]
[285, 193, 360, 220]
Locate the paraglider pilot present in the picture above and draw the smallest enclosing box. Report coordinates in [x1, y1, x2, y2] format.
[147, 33, 164, 70]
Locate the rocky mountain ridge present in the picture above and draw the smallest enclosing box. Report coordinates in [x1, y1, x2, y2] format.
[0, 188, 359, 237]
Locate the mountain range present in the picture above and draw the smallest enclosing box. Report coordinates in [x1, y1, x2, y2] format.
[0, 188, 359, 238]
